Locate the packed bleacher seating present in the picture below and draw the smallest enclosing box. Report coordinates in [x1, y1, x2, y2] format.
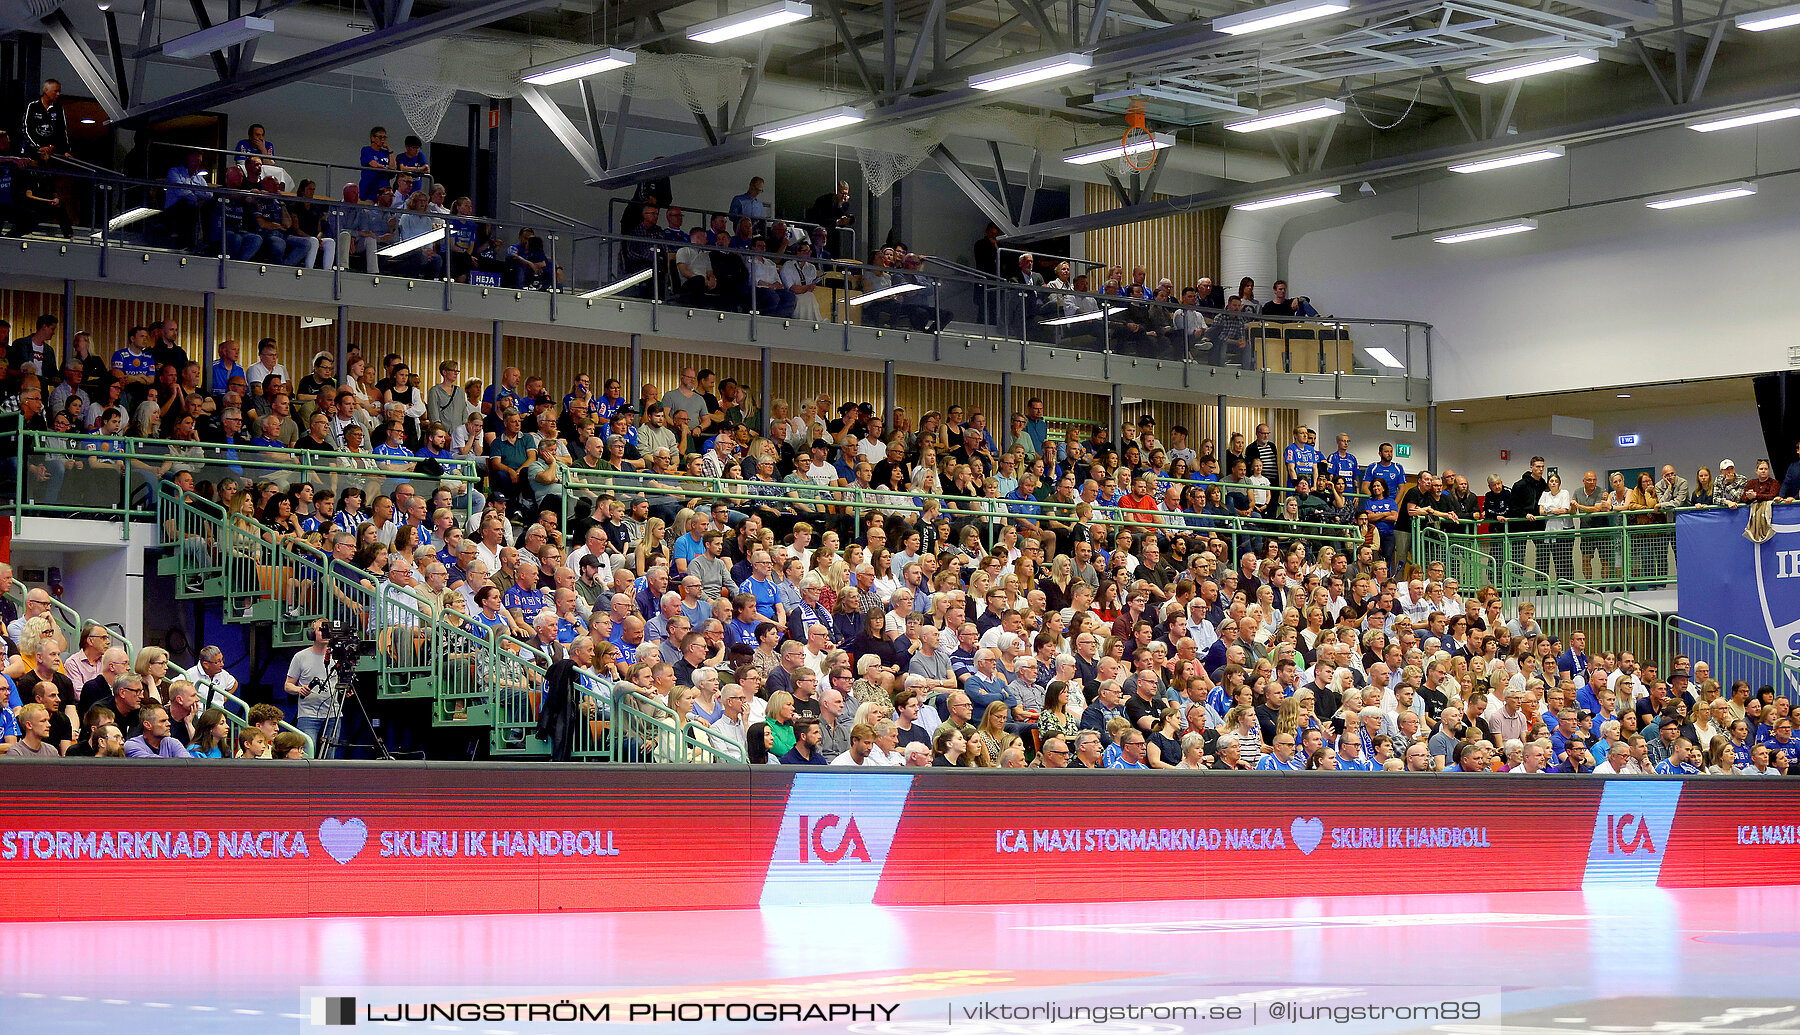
[3, 298, 1798, 775]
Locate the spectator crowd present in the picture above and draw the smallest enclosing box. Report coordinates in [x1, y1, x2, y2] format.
[3, 301, 1799, 776]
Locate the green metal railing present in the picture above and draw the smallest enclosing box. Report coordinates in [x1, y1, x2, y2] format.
[152, 482, 734, 760]
[205, 682, 316, 757]
[13, 429, 480, 529]
[559, 467, 1367, 560]
[3, 586, 137, 660]
[1415, 523, 1792, 704]
[609, 689, 744, 764]
[1409, 512, 1695, 596]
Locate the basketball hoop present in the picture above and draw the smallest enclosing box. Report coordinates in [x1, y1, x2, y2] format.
[1120, 98, 1158, 176]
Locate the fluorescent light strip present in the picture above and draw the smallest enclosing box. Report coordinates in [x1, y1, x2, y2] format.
[1645, 181, 1757, 209]
[1737, 3, 1800, 29]
[1042, 306, 1126, 327]
[752, 106, 867, 142]
[1214, 0, 1351, 35]
[162, 14, 274, 58]
[521, 47, 636, 86]
[1365, 347, 1404, 369]
[89, 206, 159, 238]
[1234, 187, 1338, 211]
[969, 52, 1093, 91]
[1061, 132, 1174, 165]
[1448, 146, 1565, 174]
[1432, 218, 1537, 244]
[377, 227, 446, 258]
[581, 268, 655, 298]
[1689, 106, 1800, 132]
[850, 284, 926, 305]
[1225, 99, 1344, 133]
[686, 0, 811, 43]
[1466, 49, 1597, 85]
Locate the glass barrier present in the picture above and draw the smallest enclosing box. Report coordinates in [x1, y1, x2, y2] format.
[14, 429, 479, 523]
[38, 166, 1429, 371]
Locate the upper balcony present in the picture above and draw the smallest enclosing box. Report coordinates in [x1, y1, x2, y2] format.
[0, 169, 1432, 411]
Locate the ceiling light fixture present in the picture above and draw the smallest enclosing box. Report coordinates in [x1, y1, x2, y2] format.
[1042, 306, 1126, 326]
[1617, 393, 1631, 398]
[1061, 132, 1174, 165]
[969, 52, 1093, 91]
[377, 228, 447, 258]
[580, 268, 655, 298]
[752, 105, 867, 142]
[1736, 3, 1800, 30]
[1448, 146, 1565, 174]
[686, 0, 812, 43]
[1225, 99, 1345, 132]
[1450, 408, 1465, 413]
[1213, 0, 1351, 34]
[1233, 187, 1339, 211]
[850, 284, 927, 305]
[88, 206, 159, 239]
[1466, 49, 1597, 84]
[1688, 106, 1800, 131]
[1645, 181, 1757, 209]
[520, 47, 636, 86]
[1433, 218, 1537, 244]
[162, 15, 274, 59]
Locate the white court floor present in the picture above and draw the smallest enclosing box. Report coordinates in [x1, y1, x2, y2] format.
[4, 885, 1797, 1033]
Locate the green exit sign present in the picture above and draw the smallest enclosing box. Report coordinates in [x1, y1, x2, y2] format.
[1395, 443, 1412, 458]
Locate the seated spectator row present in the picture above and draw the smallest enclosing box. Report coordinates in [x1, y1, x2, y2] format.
[3, 299, 1794, 774]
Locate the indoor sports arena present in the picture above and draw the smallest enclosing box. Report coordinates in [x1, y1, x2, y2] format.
[1, 0, 1799, 1030]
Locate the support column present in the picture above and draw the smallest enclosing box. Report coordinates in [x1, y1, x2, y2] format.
[202, 291, 217, 373]
[467, 104, 483, 215]
[62, 279, 75, 355]
[335, 306, 349, 376]
[999, 371, 1013, 448]
[490, 320, 504, 401]
[885, 360, 898, 433]
[629, 333, 643, 403]
[760, 348, 773, 436]
[1427, 404, 1439, 473]
[486, 98, 513, 222]
[1110, 383, 1123, 451]
[1216, 395, 1228, 460]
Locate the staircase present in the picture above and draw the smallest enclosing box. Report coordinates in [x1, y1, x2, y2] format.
[152, 484, 602, 758]
[1415, 526, 1785, 700]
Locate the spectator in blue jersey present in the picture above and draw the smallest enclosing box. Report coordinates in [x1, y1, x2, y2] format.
[1361, 479, 1398, 564]
[1654, 737, 1700, 775]
[1283, 426, 1321, 489]
[209, 338, 247, 395]
[1108, 729, 1149, 769]
[1323, 432, 1359, 489]
[357, 126, 394, 198]
[1255, 731, 1303, 770]
[1361, 441, 1405, 499]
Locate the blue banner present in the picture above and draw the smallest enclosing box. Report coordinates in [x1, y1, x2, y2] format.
[1676, 506, 1800, 660]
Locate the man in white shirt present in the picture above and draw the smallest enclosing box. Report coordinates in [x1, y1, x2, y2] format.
[1590, 740, 1634, 775]
[711, 684, 751, 758]
[185, 645, 240, 709]
[245, 339, 288, 397]
[865, 720, 905, 766]
[830, 723, 878, 766]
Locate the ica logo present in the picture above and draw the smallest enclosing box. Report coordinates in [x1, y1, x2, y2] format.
[796, 814, 871, 864]
[1605, 812, 1658, 855]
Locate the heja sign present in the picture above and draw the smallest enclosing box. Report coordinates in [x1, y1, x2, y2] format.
[1, 768, 1795, 920]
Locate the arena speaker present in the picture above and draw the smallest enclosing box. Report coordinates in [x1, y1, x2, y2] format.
[1753, 373, 1800, 469]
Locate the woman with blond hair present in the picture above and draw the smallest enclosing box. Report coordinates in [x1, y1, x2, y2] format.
[973, 700, 1012, 767]
[5, 614, 64, 685]
[134, 646, 175, 704]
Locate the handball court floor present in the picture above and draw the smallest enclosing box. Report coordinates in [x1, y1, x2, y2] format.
[5, 885, 1798, 1034]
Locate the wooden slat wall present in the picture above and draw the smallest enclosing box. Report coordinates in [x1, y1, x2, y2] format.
[1082, 183, 1226, 292]
[5, 288, 1297, 455]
